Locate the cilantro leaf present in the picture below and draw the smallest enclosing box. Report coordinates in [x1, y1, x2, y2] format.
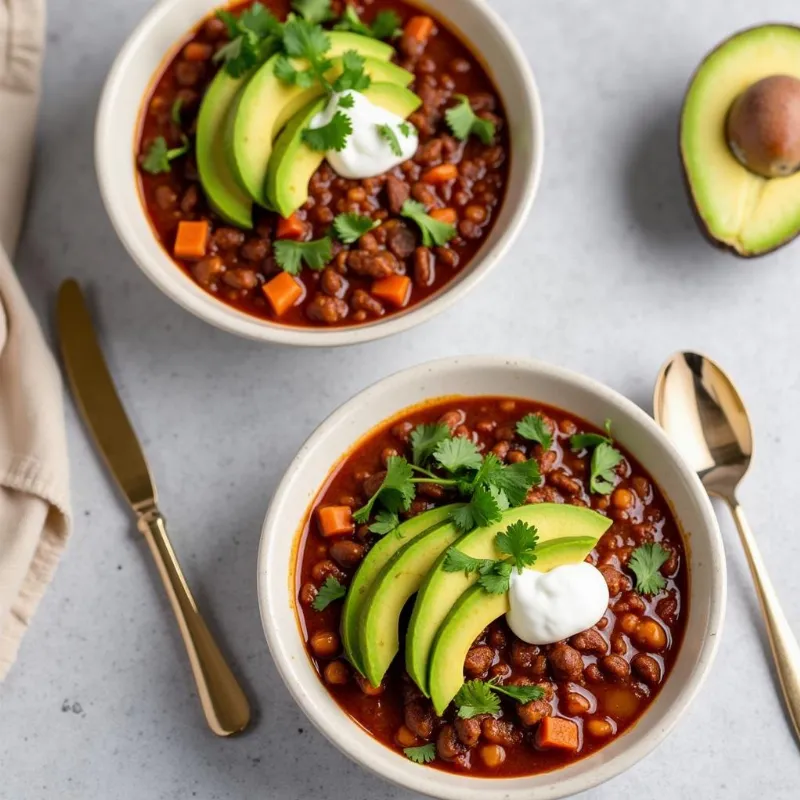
[409, 423, 451, 466]
[470, 452, 504, 490]
[282, 17, 331, 58]
[333, 212, 378, 244]
[368, 509, 399, 535]
[213, 3, 282, 77]
[489, 680, 546, 703]
[445, 94, 496, 145]
[628, 542, 670, 595]
[454, 680, 500, 718]
[377, 123, 403, 156]
[589, 441, 623, 495]
[338, 93, 355, 109]
[334, 5, 401, 40]
[170, 97, 183, 126]
[302, 111, 353, 152]
[141, 136, 190, 175]
[353, 455, 415, 523]
[495, 521, 539, 573]
[274, 55, 317, 87]
[291, 0, 333, 24]
[451, 484, 502, 532]
[442, 547, 494, 576]
[570, 419, 614, 451]
[403, 743, 436, 764]
[434, 436, 483, 473]
[516, 413, 553, 450]
[478, 560, 513, 593]
[491, 460, 541, 507]
[332, 50, 371, 92]
[399, 122, 412, 137]
[273, 237, 332, 275]
[311, 576, 346, 611]
[240, 3, 283, 36]
[401, 199, 457, 247]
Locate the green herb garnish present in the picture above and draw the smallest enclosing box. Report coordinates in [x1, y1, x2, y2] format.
[628, 542, 670, 595]
[338, 93, 355, 109]
[333, 212, 378, 244]
[570, 419, 613, 452]
[400, 200, 457, 247]
[141, 136, 190, 175]
[214, 3, 283, 77]
[291, 0, 333, 24]
[282, 17, 335, 90]
[516, 413, 553, 450]
[274, 55, 318, 87]
[302, 111, 353, 152]
[399, 122, 412, 138]
[403, 743, 437, 764]
[332, 50, 371, 92]
[334, 5, 401, 40]
[409, 423, 451, 466]
[311, 576, 346, 610]
[368, 509, 400, 535]
[454, 678, 545, 718]
[445, 94, 496, 145]
[589, 442, 623, 495]
[377, 123, 403, 156]
[273, 236, 332, 275]
[170, 97, 183, 126]
[352, 456, 415, 524]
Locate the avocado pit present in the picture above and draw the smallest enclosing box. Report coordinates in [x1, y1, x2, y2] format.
[726, 74, 800, 178]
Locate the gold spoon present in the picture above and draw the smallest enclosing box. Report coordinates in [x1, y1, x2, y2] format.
[654, 351, 800, 742]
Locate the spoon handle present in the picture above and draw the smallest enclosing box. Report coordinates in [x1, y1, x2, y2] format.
[730, 500, 800, 740]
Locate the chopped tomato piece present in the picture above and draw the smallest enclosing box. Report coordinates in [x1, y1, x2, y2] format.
[276, 213, 306, 240]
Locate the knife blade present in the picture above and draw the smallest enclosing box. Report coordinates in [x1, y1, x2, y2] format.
[56, 279, 251, 736]
[57, 279, 156, 515]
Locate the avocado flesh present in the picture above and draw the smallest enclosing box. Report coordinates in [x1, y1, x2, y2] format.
[358, 521, 467, 688]
[341, 505, 457, 675]
[228, 32, 411, 206]
[428, 536, 600, 716]
[406, 503, 611, 695]
[267, 83, 422, 217]
[196, 70, 254, 228]
[681, 24, 800, 256]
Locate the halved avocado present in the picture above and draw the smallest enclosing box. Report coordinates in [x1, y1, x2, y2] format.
[681, 24, 800, 256]
[266, 82, 422, 217]
[406, 503, 611, 695]
[340, 504, 458, 675]
[228, 33, 411, 206]
[357, 522, 465, 688]
[428, 536, 600, 716]
[196, 70, 254, 228]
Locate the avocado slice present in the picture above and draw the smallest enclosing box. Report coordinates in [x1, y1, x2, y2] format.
[406, 504, 611, 695]
[196, 70, 254, 228]
[228, 33, 412, 206]
[266, 83, 422, 217]
[341, 504, 458, 675]
[681, 24, 800, 256]
[428, 536, 601, 716]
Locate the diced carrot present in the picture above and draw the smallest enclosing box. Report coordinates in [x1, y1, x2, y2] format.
[371, 275, 411, 308]
[174, 220, 209, 260]
[405, 15, 435, 44]
[430, 207, 457, 225]
[263, 272, 303, 316]
[535, 717, 579, 752]
[276, 213, 306, 240]
[183, 42, 214, 61]
[317, 505, 355, 538]
[422, 164, 458, 185]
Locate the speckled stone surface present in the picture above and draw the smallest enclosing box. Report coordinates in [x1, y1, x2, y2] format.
[2, 0, 800, 797]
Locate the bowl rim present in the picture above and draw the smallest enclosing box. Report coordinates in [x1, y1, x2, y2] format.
[94, 0, 545, 346]
[257, 355, 727, 799]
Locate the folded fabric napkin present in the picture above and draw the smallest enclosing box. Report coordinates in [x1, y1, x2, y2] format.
[0, 0, 71, 681]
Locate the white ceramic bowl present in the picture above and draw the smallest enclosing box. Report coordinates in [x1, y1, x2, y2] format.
[95, 0, 543, 346]
[258, 356, 726, 799]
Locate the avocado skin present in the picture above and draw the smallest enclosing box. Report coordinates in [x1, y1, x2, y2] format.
[680, 23, 800, 258]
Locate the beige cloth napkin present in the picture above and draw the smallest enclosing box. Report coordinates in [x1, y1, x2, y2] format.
[0, 0, 71, 681]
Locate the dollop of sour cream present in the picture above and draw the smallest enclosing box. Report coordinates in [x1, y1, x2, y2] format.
[506, 562, 610, 646]
[309, 90, 419, 179]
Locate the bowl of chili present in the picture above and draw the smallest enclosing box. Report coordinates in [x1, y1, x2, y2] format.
[96, 0, 543, 344]
[258, 356, 726, 798]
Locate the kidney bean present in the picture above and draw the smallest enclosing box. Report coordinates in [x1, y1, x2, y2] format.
[598, 566, 631, 596]
[306, 295, 348, 324]
[320, 267, 345, 298]
[517, 699, 551, 727]
[299, 583, 317, 607]
[632, 653, 662, 685]
[481, 718, 522, 747]
[387, 224, 416, 259]
[656, 595, 679, 626]
[631, 618, 668, 652]
[464, 645, 494, 677]
[404, 701, 434, 739]
[329, 540, 364, 568]
[385, 175, 410, 214]
[454, 716, 481, 747]
[154, 185, 178, 210]
[240, 237, 269, 262]
[213, 227, 246, 249]
[351, 289, 384, 317]
[570, 629, 608, 656]
[180, 184, 199, 214]
[436, 725, 466, 761]
[311, 560, 344, 583]
[347, 250, 398, 278]
[191, 256, 223, 286]
[548, 644, 583, 682]
[222, 268, 257, 290]
[599, 655, 631, 681]
[562, 692, 591, 716]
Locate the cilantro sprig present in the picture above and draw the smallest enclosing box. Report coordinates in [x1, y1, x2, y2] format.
[368, 509, 400, 535]
[401, 200, 457, 247]
[570, 418, 613, 452]
[214, 3, 283, 77]
[445, 94, 496, 145]
[410, 423, 451, 466]
[516, 413, 553, 450]
[292, 0, 334, 24]
[377, 123, 403, 156]
[302, 111, 353, 152]
[628, 542, 670, 595]
[332, 51, 371, 93]
[273, 237, 332, 275]
[334, 5, 402, 40]
[403, 743, 436, 764]
[444, 521, 539, 594]
[333, 212, 379, 244]
[141, 136, 191, 175]
[570, 419, 623, 495]
[311, 576, 346, 610]
[454, 679, 545, 718]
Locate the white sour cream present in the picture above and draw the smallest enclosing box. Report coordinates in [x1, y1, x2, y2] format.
[506, 562, 609, 646]
[309, 90, 418, 179]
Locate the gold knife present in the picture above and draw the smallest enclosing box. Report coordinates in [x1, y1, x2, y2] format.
[57, 279, 251, 737]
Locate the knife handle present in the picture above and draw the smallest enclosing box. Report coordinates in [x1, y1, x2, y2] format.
[137, 510, 251, 736]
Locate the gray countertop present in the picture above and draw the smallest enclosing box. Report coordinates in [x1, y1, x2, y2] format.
[2, 0, 799, 797]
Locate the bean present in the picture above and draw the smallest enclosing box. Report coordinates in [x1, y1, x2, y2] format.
[562, 692, 591, 716]
[323, 661, 349, 685]
[481, 718, 522, 747]
[191, 256, 223, 287]
[404, 701, 434, 739]
[154, 185, 178, 210]
[299, 583, 317, 607]
[311, 560, 344, 583]
[599, 654, 631, 681]
[213, 227, 246, 249]
[395, 725, 418, 748]
[321, 267, 345, 297]
[479, 744, 506, 768]
[222, 268, 258, 290]
[454, 716, 481, 747]
[464, 205, 487, 224]
[570, 629, 608, 656]
[329, 540, 364, 568]
[612, 488, 634, 510]
[517, 699, 551, 727]
[306, 295, 348, 324]
[436, 725, 466, 761]
[309, 631, 340, 658]
[631, 618, 668, 652]
[586, 718, 613, 738]
[240, 237, 269, 262]
[355, 674, 384, 696]
[548, 644, 583, 682]
[632, 653, 662, 685]
[464, 645, 494, 677]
